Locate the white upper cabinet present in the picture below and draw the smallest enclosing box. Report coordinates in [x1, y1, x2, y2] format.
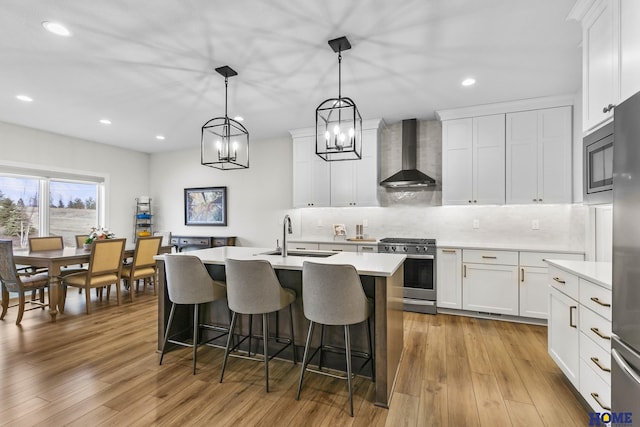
[442, 114, 505, 205]
[506, 106, 572, 204]
[571, 0, 640, 132]
[290, 119, 382, 208]
[619, 0, 640, 102]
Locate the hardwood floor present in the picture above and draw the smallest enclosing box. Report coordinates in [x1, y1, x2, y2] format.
[0, 291, 589, 426]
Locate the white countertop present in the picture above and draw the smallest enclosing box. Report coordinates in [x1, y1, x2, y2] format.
[437, 242, 584, 254]
[156, 246, 406, 277]
[544, 259, 612, 289]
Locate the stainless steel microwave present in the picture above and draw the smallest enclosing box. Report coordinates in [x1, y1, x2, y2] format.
[584, 122, 614, 204]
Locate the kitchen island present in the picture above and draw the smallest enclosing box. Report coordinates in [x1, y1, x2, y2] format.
[155, 246, 405, 408]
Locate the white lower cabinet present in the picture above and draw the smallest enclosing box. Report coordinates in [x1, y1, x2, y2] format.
[547, 263, 613, 413]
[437, 248, 462, 309]
[317, 243, 358, 253]
[548, 286, 580, 387]
[289, 242, 319, 251]
[462, 250, 519, 315]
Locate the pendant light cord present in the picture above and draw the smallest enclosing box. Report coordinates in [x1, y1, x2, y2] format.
[337, 51, 342, 100]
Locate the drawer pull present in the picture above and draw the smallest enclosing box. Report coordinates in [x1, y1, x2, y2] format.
[521, 268, 525, 283]
[463, 265, 467, 278]
[590, 357, 611, 373]
[552, 277, 566, 284]
[482, 255, 497, 259]
[590, 297, 611, 308]
[360, 246, 374, 251]
[331, 249, 343, 252]
[590, 327, 611, 340]
[442, 249, 456, 254]
[590, 392, 611, 411]
[569, 306, 577, 328]
[295, 247, 307, 250]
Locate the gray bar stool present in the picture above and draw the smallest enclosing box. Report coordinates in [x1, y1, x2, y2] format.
[160, 254, 229, 374]
[220, 258, 297, 392]
[296, 261, 374, 417]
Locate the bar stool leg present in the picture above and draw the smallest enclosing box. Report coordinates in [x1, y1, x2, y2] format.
[192, 303, 199, 375]
[220, 311, 238, 383]
[263, 313, 270, 392]
[248, 314, 253, 357]
[159, 303, 176, 365]
[345, 324, 354, 417]
[319, 324, 325, 371]
[296, 320, 315, 400]
[289, 304, 297, 363]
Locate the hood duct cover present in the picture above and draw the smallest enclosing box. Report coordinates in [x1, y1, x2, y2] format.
[380, 119, 436, 188]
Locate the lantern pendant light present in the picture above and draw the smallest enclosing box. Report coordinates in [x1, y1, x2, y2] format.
[315, 36, 362, 161]
[201, 65, 249, 170]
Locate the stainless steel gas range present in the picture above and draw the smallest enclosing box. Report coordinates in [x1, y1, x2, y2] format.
[378, 238, 436, 314]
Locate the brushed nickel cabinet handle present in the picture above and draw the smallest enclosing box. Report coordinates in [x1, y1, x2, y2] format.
[360, 246, 374, 251]
[521, 268, 525, 282]
[590, 357, 611, 372]
[532, 198, 537, 202]
[590, 392, 611, 411]
[590, 327, 611, 340]
[602, 104, 615, 113]
[463, 265, 467, 278]
[482, 255, 497, 259]
[590, 297, 611, 307]
[569, 306, 577, 328]
[442, 249, 456, 254]
[553, 277, 566, 284]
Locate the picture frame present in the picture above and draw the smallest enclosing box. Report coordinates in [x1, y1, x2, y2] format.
[333, 223, 346, 236]
[184, 186, 227, 226]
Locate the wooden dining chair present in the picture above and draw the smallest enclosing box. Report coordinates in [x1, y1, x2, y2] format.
[0, 239, 50, 325]
[121, 236, 162, 300]
[59, 238, 126, 314]
[75, 235, 89, 248]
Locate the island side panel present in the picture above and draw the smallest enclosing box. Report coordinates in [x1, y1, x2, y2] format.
[374, 264, 404, 408]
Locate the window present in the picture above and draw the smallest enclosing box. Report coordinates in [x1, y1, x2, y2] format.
[0, 172, 104, 248]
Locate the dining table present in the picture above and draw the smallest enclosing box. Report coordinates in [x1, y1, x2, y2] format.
[13, 243, 171, 321]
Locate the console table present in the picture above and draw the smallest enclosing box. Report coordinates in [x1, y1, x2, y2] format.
[170, 235, 236, 252]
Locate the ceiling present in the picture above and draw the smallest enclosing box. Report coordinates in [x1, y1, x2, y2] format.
[0, 0, 582, 154]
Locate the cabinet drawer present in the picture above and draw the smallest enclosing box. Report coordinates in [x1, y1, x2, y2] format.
[580, 305, 612, 352]
[579, 279, 612, 321]
[289, 242, 319, 251]
[520, 251, 584, 268]
[357, 244, 377, 253]
[548, 266, 579, 300]
[580, 331, 611, 385]
[580, 358, 611, 413]
[463, 249, 518, 265]
[318, 243, 357, 253]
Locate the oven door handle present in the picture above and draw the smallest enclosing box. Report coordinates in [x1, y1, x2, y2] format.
[405, 254, 435, 259]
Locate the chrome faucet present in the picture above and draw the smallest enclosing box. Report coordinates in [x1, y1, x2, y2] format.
[282, 214, 292, 257]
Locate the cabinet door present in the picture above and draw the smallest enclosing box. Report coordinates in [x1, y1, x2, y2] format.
[292, 135, 330, 207]
[548, 286, 580, 388]
[462, 263, 518, 315]
[520, 266, 549, 319]
[506, 110, 539, 203]
[538, 106, 572, 203]
[619, 0, 640, 102]
[442, 118, 473, 205]
[330, 160, 356, 207]
[473, 114, 505, 204]
[354, 128, 380, 206]
[583, 0, 617, 131]
[437, 248, 462, 309]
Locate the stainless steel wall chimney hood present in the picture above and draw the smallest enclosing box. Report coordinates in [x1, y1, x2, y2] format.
[380, 119, 437, 188]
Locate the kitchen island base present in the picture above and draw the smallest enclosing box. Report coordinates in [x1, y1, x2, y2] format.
[156, 259, 404, 408]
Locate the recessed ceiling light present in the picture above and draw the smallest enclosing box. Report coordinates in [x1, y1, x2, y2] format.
[155, 135, 165, 140]
[234, 116, 244, 122]
[99, 119, 112, 125]
[461, 78, 476, 87]
[42, 21, 72, 37]
[16, 94, 33, 102]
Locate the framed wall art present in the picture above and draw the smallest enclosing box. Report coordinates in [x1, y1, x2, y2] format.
[184, 186, 227, 226]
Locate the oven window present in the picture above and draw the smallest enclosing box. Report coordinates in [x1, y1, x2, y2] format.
[404, 258, 434, 291]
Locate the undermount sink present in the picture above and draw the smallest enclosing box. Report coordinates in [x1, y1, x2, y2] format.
[258, 249, 336, 258]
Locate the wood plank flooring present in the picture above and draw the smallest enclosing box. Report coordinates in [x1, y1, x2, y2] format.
[0, 291, 590, 426]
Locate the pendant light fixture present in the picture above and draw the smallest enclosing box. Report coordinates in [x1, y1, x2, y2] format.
[201, 65, 249, 170]
[316, 36, 362, 161]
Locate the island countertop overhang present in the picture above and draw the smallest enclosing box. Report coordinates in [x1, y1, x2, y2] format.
[155, 246, 406, 277]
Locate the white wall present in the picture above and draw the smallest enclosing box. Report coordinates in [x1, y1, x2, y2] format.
[149, 136, 292, 247]
[0, 121, 150, 241]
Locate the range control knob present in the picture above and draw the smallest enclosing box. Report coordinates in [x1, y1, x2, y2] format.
[384, 246, 389, 252]
[391, 246, 396, 252]
[403, 246, 408, 252]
